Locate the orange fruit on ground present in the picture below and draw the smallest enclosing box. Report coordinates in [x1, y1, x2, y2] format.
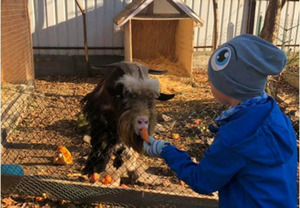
[101, 174, 114, 184]
[36, 196, 43, 202]
[120, 184, 128, 188]
[195, 119, 201, 125]
[91, 173, 100, 182]
[172, 133, 180, 140]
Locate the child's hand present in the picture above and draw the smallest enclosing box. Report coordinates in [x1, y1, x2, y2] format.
[143, 136, 171, 157]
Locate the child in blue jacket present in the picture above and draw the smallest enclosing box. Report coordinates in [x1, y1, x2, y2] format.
[144, 34, 297, 208]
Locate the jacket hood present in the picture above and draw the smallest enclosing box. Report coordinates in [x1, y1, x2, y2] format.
[218, 97, 296, 166]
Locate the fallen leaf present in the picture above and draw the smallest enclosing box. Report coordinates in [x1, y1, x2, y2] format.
[67, 173, 82, 178]
[1, 197, 16, 206]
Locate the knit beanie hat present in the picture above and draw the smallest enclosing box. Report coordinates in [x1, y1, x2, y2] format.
[208, 34, 287, 101]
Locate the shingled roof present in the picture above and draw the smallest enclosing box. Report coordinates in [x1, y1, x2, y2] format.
[113, 0, 204, 27]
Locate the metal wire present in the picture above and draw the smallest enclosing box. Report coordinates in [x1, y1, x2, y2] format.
[2, 69, 298, 207]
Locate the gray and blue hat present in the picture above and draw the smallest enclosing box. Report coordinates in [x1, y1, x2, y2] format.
[208, 34, 287, 101]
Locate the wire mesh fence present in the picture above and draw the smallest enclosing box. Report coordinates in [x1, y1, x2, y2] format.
[1, 70, 220, 207]
[1, 59, 299, 207]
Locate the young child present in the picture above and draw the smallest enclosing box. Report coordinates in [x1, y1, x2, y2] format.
[144, 34, 297, 208]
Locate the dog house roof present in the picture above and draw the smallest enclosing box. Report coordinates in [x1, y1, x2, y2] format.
[113, 0, 204, 28]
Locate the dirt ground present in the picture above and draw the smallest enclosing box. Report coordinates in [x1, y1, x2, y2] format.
[1, 57, 299, 207]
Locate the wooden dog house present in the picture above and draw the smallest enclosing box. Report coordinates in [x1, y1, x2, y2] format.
[113, 0, 204, 76]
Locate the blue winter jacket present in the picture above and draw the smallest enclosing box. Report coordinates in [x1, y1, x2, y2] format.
[161, 97, 297, 208]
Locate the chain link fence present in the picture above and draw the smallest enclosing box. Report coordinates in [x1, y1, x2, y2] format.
[2, 55, 299, 207]
[1, 68, 221, 207]
[2, 1, 298, 206]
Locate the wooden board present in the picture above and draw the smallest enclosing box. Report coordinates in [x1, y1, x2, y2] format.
[133, 14, 190, 20]
[175, 19, 194, 76]
[132, 19, 178, 60]
[128, 18, 194, 77]
[124, 20, 132, 62]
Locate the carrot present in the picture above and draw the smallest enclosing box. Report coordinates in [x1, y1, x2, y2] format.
[140, 127, 150, 145]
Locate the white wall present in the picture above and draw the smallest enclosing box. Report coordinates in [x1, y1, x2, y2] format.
[29, 0, 299, 55]
[29, 0, 129, 55]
